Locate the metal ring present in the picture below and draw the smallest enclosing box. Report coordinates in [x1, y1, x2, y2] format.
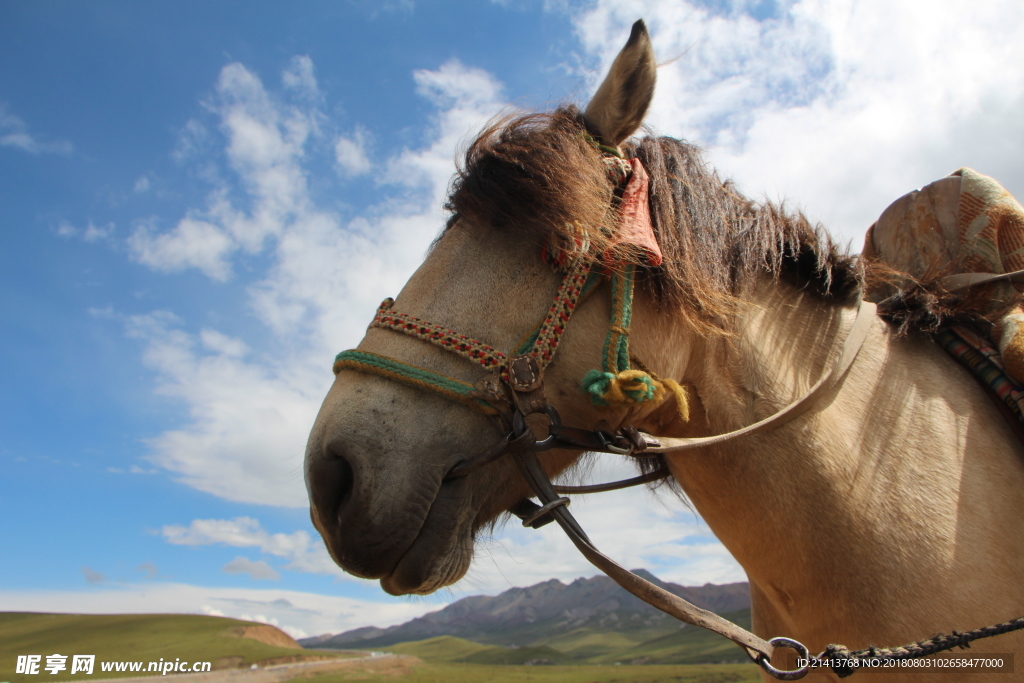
[512, 405, 562, 451]
[757, 637, 811, 681]
[593, 430, 632, 455]
[519, 496, 570, 527]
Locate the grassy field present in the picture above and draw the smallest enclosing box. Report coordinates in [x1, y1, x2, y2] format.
[387, 636, 567, 665]
[458, 609, 755, 666]
[1, 613, 350, 683]
[286, 635, 764, 683]
[288, 659, 763, 682]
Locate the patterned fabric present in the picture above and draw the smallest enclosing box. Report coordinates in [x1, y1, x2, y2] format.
[606, 158, 663, 267]
[864, 168, 1024, 383]
[933, 326, 1024, 423]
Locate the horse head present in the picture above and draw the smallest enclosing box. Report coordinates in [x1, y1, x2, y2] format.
[304, 21, 683, 597]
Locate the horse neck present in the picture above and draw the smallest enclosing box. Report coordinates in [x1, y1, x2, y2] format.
[637, 278, 1024, 653]
[654, 281, 891, 638]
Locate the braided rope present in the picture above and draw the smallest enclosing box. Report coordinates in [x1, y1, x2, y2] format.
[332, 260, 594, 416]
[333, 350, 499, 415]
[821, 616, 1024, 678]
[580, 264, 689, 421]
[604, 264, 636, 373]
[370, 298, 508, 377]
[528, 261, 590, 366]
[513, 270, 605, 355]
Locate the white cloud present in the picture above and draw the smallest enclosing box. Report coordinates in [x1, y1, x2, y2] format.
[122, 55, 507, 509]
[282, 55, 319, 99]
[334, 127, 371, 176]
[0, 102, 73, 154]
[130, 59, 320, 279]
[0, 583, 446, 638]
[134, 176, 151, 193]
[56, 220, 115, 243]
[172, 118, 210, 163]
[199, 329, 249, 358]
[571, 0, 1024, 241]
[122, 310, 320, 507]
[223, 556, 281, 581]
[136, 563, 159, 579]
[83, 222, 115, 242]
[128, 218, 234, 280]
[162, 517, 346, 578]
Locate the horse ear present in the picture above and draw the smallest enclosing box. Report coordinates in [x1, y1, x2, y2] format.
[583, 19, 657, 148]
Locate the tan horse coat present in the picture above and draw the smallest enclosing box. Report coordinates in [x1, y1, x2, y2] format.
[306, 21, 1024, 681]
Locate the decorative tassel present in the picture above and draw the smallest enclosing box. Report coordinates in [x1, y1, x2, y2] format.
[582, 369, 689, 422]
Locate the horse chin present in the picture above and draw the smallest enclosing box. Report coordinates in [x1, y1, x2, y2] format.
[375, 478, 479, 596]
[379, 531, 473, 596]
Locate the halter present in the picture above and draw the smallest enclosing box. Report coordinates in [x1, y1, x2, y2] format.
[334, 144, 690, 478]
[330, 145, 879, 679]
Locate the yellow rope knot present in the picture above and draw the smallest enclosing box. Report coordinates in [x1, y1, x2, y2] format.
[582, 369, 689, 422]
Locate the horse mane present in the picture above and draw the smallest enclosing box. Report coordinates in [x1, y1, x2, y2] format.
[445, 106, 864, 334]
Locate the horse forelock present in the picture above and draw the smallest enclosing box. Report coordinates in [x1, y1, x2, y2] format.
[444, 105, 864, 335]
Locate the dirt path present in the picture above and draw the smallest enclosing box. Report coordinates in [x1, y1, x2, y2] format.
[84, 654, 418, 683]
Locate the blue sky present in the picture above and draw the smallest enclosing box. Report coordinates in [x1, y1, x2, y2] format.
[3, 0, 1023, 638]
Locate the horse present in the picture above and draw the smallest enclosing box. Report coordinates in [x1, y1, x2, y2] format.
[304, 20, 1024, 681]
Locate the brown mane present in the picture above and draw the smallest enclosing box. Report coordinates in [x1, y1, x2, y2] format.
[446, 106, 863, 334]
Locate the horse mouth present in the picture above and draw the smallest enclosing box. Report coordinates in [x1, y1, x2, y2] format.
[310, 461, 480, 596]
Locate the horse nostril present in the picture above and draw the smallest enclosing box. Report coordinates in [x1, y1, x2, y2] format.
[308, 442, 355, 533]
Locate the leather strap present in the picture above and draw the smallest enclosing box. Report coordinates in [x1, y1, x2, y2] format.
[644, 300, 876, 453]
[552, 466, 670, 494]
[512, 448, 775, 662]
[939, 268, 1024, 291]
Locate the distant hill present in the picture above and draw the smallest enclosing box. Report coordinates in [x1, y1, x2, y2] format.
[300, 572, 751, 664]
[1, 613, 343, 682]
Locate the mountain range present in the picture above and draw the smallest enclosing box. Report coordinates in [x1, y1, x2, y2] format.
[300, 571, 751, 664]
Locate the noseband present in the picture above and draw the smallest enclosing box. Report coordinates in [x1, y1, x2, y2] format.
[331, 145, 881, 679]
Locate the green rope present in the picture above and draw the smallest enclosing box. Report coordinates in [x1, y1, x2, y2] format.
[607, 264, 636, 373]
[334, 350, 498, 415]
[580, 131, 625, 159]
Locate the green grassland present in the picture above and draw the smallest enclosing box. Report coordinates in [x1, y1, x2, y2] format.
[0, 613, 349, 683]
[483, 608, 754, 665]
[291, 661, 763, 682]
[297, 631, 763, 683]
[388, 637, 568, 665]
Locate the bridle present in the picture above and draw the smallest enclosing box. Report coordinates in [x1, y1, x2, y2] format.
[330, 147, 1024, 678]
